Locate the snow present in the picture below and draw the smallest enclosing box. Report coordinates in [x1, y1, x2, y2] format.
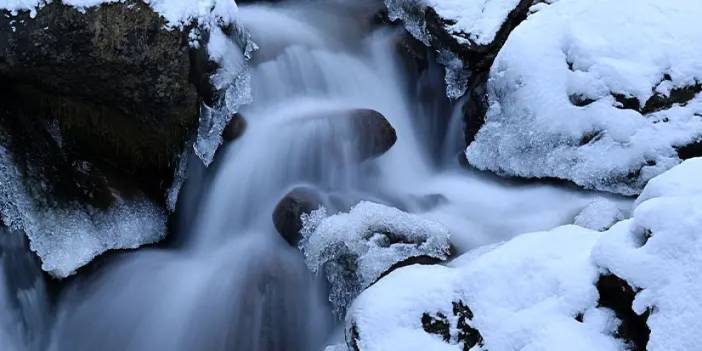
[384, 0, 528, 99]
[0, 137, 167, 278]
[466, 0, 702, 195]
[348, 158, 702, 351]
[574, 198, 626, 232]
[299, 201, 451, 317]
[0, 0, 239, 27]
[593, 157, 702, 351]
[347, 225, 622, 351]
[385, 0, 522, 46]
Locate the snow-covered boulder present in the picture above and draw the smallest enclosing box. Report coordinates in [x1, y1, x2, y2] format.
[593, 157, 702, 350]
[346, 158, 702, 351]
[346, 225, 623, 351]
[384, 0, 534, 100]
[0, 0, 253, 276]
[466, 0, 702, 195]
[299, 201, 451, 317]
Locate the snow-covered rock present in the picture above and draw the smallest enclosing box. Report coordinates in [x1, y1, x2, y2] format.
[574, 198, 626, 232]
[347, 158, 702, 351]
[346, 225, 622, 351]
[593, 157, 702, 351]
[385, 0, 534, 99]
[299, 201, 451, 317]
[466, 0, 702, 195]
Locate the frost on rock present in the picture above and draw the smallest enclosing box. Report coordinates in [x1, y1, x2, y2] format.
[347, 225, 623, 351]
[574, 198, 626, 232]
[299, 201, 451, 318]
[193, 24, 255, 166]
[437, 50, 470, 100]
[593, 157, 702, 351]
[0, 132, 166, 279]
[466, 0, 702, 195]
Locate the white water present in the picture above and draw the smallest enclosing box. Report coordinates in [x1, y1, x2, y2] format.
[0, 1, 630, 350]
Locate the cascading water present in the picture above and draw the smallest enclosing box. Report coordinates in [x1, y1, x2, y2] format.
[0, 1, 623, 350]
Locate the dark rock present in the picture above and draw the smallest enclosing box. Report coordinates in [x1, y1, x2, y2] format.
[295, 108, 397, 162]
[346, 109, 398, 160]
[677, 139, 702, 160]
[453, 300, 483, 350]
[421, 300, 483, 350]
[223, 113, 247, 142]
[378, 255, 443, 282]
[0, 0, 205, 200]
[272, 186, 324, 246]
[596, 274, 651, 350]
[422, 312, 451, 342]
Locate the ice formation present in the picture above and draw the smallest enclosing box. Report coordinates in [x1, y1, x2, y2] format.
[299, 201, 451, 317]
[0, 136, 167, 278]
[466, 0, 702, 195]
[193, 24, 255, 166]
[347, 225, 622, 351]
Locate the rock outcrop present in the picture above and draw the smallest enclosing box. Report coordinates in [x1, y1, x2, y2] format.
[0, 0, 221, 277]
[0, 0, 203, 199]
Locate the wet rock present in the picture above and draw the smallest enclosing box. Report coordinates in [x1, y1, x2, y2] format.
[295, 108, 397, 162]
[273, 186, 324, 246]
[223, 113, 247, 142]
[346, 109, 398, 160]
[386, 0, 534, 145]
[0, 0, 204, 199]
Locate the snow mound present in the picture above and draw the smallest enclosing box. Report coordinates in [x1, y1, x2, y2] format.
[593, 157, 702, 351]
[347, 159, 702, 351]
[347, 225, 622, 351]
[466, 0, 702, 195]
[299, 201, 451, 318]
[574, 198, 626, 232]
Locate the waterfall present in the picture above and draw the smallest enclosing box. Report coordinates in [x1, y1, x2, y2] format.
[0, 1, 613, 350]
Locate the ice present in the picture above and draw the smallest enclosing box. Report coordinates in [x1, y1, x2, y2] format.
[466, 0, 702, 195]
[299, 201, 451, 317]
[347, 225, 622, 351]
[436, 50, 470, 100]
[593, 157, 702, 351]
[574, 198, 626, 232]
[0, 136, 166, 278]
[193, 24, 255, 166]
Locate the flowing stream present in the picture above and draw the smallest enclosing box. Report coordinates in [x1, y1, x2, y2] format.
[0, 1, 623, 350]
